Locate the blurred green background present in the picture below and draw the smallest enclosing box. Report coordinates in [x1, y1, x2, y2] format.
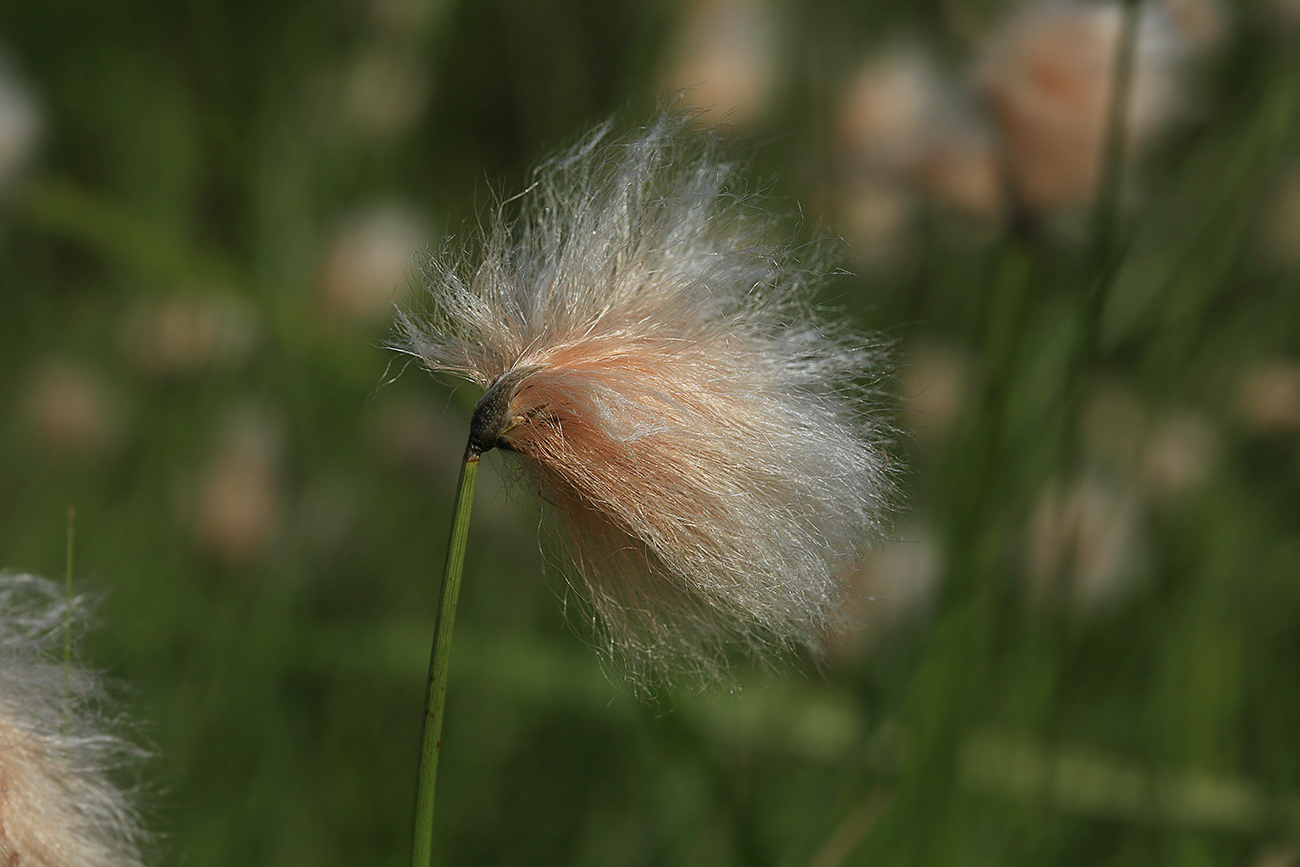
[2, 0, 1300, 864]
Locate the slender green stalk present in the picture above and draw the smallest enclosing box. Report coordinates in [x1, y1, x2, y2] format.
[941, 241, 1036, 608]
[1089, 0, 1141, 271]
[411, 446, 481, 867]
[64, 507, 75, 699]
[1064, 0, 1141, 473]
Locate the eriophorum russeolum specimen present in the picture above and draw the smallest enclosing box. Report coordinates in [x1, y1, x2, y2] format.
[0, 573, 149, 866]
[395, 116, 897, 687]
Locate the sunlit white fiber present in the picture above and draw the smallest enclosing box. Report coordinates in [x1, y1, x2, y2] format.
[0, 573, 149, 867]
[396, 117, 895, 686]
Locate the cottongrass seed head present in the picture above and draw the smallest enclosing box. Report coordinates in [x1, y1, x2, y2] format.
[0, 572, 149, 866]
[974, 0, 1195, 214]
[395, 116, 896, 687]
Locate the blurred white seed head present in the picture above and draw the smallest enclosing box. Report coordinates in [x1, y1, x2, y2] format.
[899, 340, 977, 445]
[913, 122, 1005, 222]
[830, 46, 1005, 255]
[395, 116, 897, 686]
[1155, 0, 1225, 49]
[367, 393, 467, 484]
[832, 522, 943, 658]
[362, 0, 449, 36]
[0, 573, 149, 867]
[119, 292, 259, 376]
[21, 359, 128, 460]
[0, 53, 40, 198]
[309, 43, 430, 144]
[659, 0, 780, 129]
[1025, 473, 1148, 617]
[1138, 408, 1219, 501]
[836, 46, 947, 178]
[193, 406, 284, 565]
[1264, 162, 1300, 272]
[1081, 382, 1219, 503]
[831, 181, 917, 268]
[827, 47, 938, 262]
[1236, 361, 1300, 433]
[316, 202, 432, 324]
[974, 1, 1191, 214]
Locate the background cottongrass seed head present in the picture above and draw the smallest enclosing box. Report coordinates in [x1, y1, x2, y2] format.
[396, 116, 897, 687]
[0, 573, 149, 867]
[974, 0, 1195, 214]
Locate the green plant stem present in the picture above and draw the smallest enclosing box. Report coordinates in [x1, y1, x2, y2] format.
[1077, 0, 1141, 386]
[62, 506, 75, 739]
[1062, 0, 1141, 477]
[64, 506, 75, 676]
[411, 446, 481, 867]
[942, 242, 1036, 608]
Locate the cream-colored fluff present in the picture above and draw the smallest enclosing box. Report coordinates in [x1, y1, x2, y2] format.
[396, 117, 896, 686]
[0, 573, 148, 866]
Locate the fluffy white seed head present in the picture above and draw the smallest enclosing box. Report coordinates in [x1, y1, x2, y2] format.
[975, 0, 1192, 214]
[0, 53, 40, 197]
[395, 117, 896, 686]
[0, 573, 149, 866]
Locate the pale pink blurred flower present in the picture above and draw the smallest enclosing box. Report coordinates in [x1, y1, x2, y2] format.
[21, 359, 128, 460]
[316, 202, 431, 323]
[0, 573, 149, 867]
[1025, 473, 1147, 616]
[1236, 361, 1300, 433]
[660, 0, 780, 128]
[194, 407, 283, 565]
[119, 293, 259, 376]
[974, 1, 1190, 214]
[396, 117, 896, 684]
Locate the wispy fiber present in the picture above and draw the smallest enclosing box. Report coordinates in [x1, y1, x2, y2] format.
[395, 116, 895, 686]
[0, 573, 149, 866]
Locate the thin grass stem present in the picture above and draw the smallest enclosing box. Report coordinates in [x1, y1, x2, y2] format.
[411, 445, 481, 867]
[1090, 0, 1141, 271]
[1063, 0, 1142, 476]
[64, 506, 75, 679]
